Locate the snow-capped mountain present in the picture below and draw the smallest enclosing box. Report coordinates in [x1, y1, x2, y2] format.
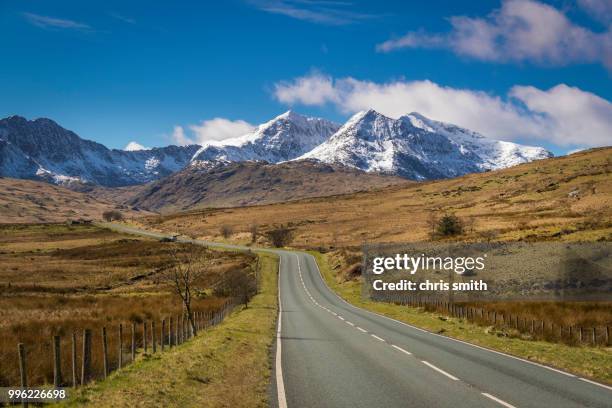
[297, 110, 552, 180]
[191, 110, 340, 163]
[0, 110, 553, 188]
[0, 116, 200, 187]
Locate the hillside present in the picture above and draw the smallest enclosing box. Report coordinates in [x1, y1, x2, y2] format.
[127, 159, 408, 212]
[0, 177, 148, 223]
[140, 147, 612, 247]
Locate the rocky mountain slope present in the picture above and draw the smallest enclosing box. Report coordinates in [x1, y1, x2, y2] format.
[0, 116, 200, 187]
[191, 110, 340, 163]
[127, 159, 407, 212]
[299, 110, 552, 180]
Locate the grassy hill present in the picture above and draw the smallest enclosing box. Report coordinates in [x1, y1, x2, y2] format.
[139, 147, 612, 247]
[0, 177, 148, 223]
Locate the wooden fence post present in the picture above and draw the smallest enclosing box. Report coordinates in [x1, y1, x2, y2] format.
[131, 323, 136, 361]
[161, 319, 166, 351]
[71, 332, 77, 387]
[81, 329, 92, 386]
[592, 327, 596, 345]
[118, 324, 123, 369]
[53, 335, 62, 387]
[579, 327, 584, 343]
[606, 326, 610, 346]
[169, 317, 174, 347]
[152, 321, 157, 353]
[143, 322, 148, 353]
[18, 343, 27, 408]
[102, 327, 109, 378]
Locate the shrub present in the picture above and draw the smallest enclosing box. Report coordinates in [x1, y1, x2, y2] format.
[102, 210, 123, 222]
[436, 214, 463, 236]
[265, 225, 294, 247]
[220, 225, 233, 239]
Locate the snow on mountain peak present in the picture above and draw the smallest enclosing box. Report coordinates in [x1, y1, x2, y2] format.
[298, 109, 552, 180]
[191, 111, 341, 163]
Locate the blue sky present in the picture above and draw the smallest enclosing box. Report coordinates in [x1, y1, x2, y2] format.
[1, 0, 610, 155]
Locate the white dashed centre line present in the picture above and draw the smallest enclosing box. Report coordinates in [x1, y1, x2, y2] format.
[391, 344, 412, 355]
[421, 361, 459, 381]
[371, 334, 385, 342]
[481, 393, 517, 408]
[356, 327, 367, 333]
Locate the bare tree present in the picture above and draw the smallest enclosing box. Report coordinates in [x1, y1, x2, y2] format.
[220, 225, 233, 239]
[265, 225, 294, 247]
[214, 268, 256, 308]
[250, 223, 259, 244]
[164, 245, 210, 336]
[426, 211, 438, 238]
[102, 210, 123, 222]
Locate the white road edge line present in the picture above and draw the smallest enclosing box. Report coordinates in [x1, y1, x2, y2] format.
[579, 377, 612, 391]
[371, 334, 385, 342]
[276, 256, 288, 408]
[391, 344, 412, 355]
[421, 360, 459, 381]
[306, 253, 582, 380]
[481, 393, 517, 408]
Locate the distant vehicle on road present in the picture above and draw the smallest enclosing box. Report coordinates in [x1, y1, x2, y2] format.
[160, 234, 179, 242]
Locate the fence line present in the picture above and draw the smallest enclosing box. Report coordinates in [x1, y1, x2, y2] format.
[15, 299, 238, 390]
[371, 292, 610, 347]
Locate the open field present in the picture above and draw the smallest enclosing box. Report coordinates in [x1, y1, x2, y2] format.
[57, 252, 278, 408]
[0, 224, 256, 386]
[136, 148, 612, 248]
[313, 251, 612, 383]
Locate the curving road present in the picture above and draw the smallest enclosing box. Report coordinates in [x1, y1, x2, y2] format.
[103, 224, 612, 408]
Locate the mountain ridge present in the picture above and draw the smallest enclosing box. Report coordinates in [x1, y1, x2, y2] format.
[0, 110, 553, 187]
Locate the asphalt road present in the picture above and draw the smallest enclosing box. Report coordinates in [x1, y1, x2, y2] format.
[103, 224, 612, 408]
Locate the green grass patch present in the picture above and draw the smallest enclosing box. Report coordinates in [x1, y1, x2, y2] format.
[309, 251, 612, 384]
[56, 252, 278, 408]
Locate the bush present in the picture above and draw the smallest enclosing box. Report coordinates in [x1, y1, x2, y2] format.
[102, 210, 123, 222]
[220, 225, 233, 239]
[265, 225, 294, 247]
[213, 268, 256, 307]
[436, 214, 463, 236]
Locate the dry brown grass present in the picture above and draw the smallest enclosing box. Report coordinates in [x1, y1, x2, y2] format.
[0, 224, 256, 386]
[137, 147, 612, 249]
[0, 177, 149, 224]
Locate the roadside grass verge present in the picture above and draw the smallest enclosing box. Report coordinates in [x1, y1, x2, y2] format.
[56, 252, 278, 408]
[310, 251, 612, 384]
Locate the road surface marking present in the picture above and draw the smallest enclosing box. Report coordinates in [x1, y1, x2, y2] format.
[338, 316, 345, 320]
[481, 393, 516, 408]
[276, 256, 287, 408]
[421, 361, 459, 381]
[371, 334, 385, 342]
[356, 326, 367, 333]
[346, 321, 355, 326]
[391, 344, 412, 355]
[579, 377, 612, 391]
[306, 253, 581, 380]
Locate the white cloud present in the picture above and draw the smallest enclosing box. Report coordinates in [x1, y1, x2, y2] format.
[189, 118, 254, 143]
[273, 72, 612, 147]
[171, 119, 255, 146]
[124, 141, 148, 151]
[171, 125, 194, 146]
[248, 0, 375, 25]
[376, 0, 612, 70]
[578, 0, 612, 24]
[23, 13, 91, 31]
